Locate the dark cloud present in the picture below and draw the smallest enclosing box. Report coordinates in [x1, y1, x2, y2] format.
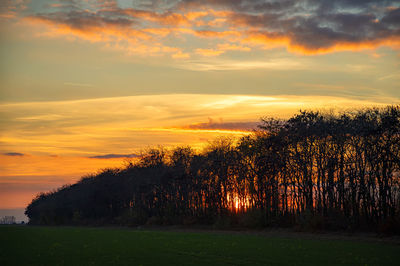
[381, 7, 400, 27]
[184, 121, 259, 131]
[179, 0, 301, 14]
[32, 9, 135, 30]
[0, 0, 29, 18]
[179, 0, 400, 50]
[3, 152, 25, 156]
[23, 0, 400, 53]
[89, 153, 141, 159]
[178, 0, 394, 12]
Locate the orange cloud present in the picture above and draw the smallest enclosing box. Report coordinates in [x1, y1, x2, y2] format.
[15, 3, 400, 57]
[0, 0, 28, 20]
[239, 31, 400, 55]
[0, 11, 16, 19]
[241, 32, 290, 48]
[24, 15, 150, 41]
[217, 43, 251, 52]
[195, 48, 225, 57]
[287, 37, 400, 55]
[185, 10, 208, 21]
[172, 50, 190, 59]
[23, 16, 190, 58]
[121, 9, 190, 26]
[194, 30, 240, 39]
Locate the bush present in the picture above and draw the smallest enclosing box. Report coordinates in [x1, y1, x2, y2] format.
[213, 215, 232, 229]
[296, 211, 325, 231]
[238, 209, 265, 228]
[146, 216, 163, 225]
[182, 216, 198, 226]
[378, 218, 400, 235]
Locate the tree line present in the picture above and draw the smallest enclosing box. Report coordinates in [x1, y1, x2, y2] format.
[26, 106, 400, 233]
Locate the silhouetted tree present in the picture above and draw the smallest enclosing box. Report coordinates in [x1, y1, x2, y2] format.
[25, 106, 400, 233]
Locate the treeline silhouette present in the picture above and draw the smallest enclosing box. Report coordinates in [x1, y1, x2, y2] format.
[26, 106, 400, 233]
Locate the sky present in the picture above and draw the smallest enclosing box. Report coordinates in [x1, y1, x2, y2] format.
[0, 0, 399, 213]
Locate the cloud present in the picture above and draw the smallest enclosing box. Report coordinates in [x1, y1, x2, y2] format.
[378, 72, 400, 81]
[195, 48, 225, 57]
[0, 94, 395, 158]
[89, 153, 141, 159]
[22, 7, 183, 57]
[0, 0, 28, 19]
[175, 58, 305, 71]
[182, 119, 259, 131]
[223, 2, 400, 54]
[2, 152, 25, 156]
[9, 0, 398, 57]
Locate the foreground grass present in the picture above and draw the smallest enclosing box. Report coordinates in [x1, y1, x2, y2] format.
[0, 226, 399, 265]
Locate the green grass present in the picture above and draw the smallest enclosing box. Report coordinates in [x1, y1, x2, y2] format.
[0, 226, 399, 265]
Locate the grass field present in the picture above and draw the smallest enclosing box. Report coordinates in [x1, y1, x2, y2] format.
[0, 226, 399, 265]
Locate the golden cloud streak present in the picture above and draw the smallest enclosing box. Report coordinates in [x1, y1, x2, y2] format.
[0, 94, 392, 157]
[0, 93, 396, 208]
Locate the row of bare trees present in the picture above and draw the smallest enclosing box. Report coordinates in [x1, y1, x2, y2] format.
[26, 106, 400, 232]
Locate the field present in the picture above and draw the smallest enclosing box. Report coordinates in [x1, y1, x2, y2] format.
[0, 226, 399, 265]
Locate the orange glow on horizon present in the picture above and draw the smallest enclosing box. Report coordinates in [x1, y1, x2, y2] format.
[0, 154, 132, 209]
[0, 94, 395, 209]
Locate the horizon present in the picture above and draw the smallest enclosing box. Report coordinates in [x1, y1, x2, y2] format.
[1, 0, 399, 211]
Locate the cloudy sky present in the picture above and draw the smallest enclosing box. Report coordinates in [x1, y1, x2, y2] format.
[0, 0, 399, 210]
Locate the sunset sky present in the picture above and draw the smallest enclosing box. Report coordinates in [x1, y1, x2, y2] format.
[0, 0, 399, 212]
